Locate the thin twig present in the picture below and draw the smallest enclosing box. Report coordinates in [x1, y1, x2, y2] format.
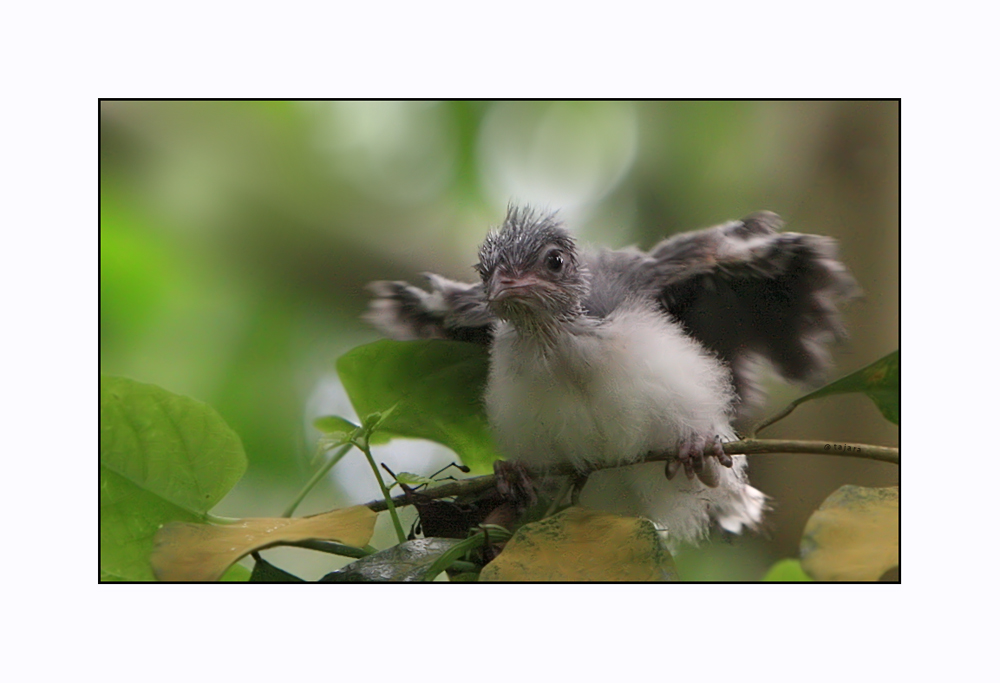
[751, 401, 802, 436]
[358, 441, 407, 543]
[283, 442, 352, 517]
[364, 437, 898, 512]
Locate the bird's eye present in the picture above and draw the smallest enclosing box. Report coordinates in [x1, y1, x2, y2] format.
[545, 251, 564, 273]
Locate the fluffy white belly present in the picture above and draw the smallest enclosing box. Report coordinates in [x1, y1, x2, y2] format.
[485, 306, 736, 468]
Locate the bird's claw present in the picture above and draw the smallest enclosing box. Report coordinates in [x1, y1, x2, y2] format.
[493, 459, 538, 511]
[664, 435, 733, 488]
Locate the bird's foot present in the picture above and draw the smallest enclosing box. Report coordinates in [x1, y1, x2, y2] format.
[665, 435, 733, 488]
[493, 459, 538, 511]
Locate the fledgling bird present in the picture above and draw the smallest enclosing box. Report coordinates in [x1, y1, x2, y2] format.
[366, 205, 858, 547]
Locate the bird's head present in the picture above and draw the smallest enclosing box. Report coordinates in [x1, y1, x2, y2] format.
[476, 206, 589, 326]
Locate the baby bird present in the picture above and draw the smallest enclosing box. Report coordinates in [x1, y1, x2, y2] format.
[366, 205, 858, 547]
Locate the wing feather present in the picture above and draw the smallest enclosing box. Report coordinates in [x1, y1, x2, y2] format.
[646, 211, 860, 411]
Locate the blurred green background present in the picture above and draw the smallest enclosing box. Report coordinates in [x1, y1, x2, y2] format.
[100, 100, 899, 580]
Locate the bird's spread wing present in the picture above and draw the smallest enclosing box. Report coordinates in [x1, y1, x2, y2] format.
[365, 211, 859, 414]
[645, 211, 860, 410]
[364, 273, 494, 344]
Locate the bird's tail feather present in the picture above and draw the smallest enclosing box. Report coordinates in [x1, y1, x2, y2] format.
[582, 458, 766, 552]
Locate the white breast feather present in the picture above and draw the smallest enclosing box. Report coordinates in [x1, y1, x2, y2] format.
[485, 304, 765, 547]
[486, 305, 735, 466]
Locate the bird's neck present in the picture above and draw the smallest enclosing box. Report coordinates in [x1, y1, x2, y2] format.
[506, 303, 589, 352]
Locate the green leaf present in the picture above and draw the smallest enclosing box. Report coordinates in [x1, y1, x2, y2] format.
[312, 415, 394, 450]
[800, 485, 899, 581]
[313, 415, 359, 435]
[799, 351, 899, 424]
[336, 340, 500, 472]
[366, 432, 393, 446]
[220, 563, 253, 582]
[319, 537, 466, 582]
[761, 559, 812, 582]
[755, 351, 899, 434]
[100, 377, 248, 581]
[449, 572, 480, 582]
[358, 408, 395, 445]
[480, 507, 679, 582]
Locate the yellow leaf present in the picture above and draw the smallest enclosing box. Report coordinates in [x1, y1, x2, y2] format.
[151, 506, 377, 581]
[800, 485, 899, 581]
[480, 507, 677, 582]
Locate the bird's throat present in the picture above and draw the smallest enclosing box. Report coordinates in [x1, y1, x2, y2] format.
[504, 304, 589, 353]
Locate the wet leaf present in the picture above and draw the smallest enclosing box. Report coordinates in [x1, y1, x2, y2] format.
[100, 377, 247, 581]
[336, 340, 500, 472]
[151, 506, 377, 581]
[319, 537, 466, 582]
[800, 485, 899, 581]
[479, 507, 678, 582]
[761, 559, 812, 582]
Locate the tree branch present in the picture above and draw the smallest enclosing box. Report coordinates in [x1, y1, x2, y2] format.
[365, 437, 898, 512]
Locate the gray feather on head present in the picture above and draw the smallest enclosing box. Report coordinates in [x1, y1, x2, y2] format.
[476, 204, 590, 324]
[476, 205, 576, 277]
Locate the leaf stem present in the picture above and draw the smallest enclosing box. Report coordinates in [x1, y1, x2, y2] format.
[422, 534, 485, 581]
[358, 441, 407, 544]
[421, 526, 513, 581]
[750, 399, 803, 436]
[448, 560, 479, 573]
[283, 442, 353, 517]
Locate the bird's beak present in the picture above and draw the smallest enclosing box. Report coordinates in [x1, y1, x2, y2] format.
[489, 271, 545, 302]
